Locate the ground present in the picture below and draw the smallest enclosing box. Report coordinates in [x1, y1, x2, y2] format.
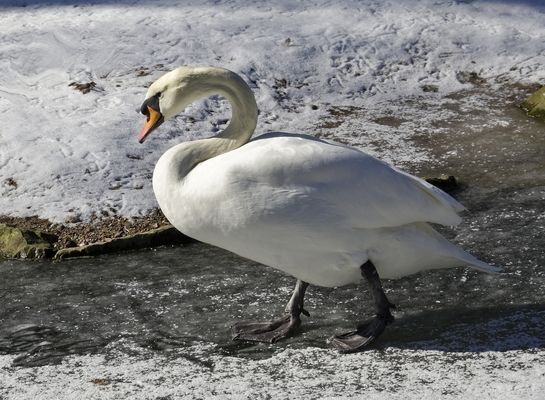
[0, 210, 168, 250]
[1, 1, 545, 399]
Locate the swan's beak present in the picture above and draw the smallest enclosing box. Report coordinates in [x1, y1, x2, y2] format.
[138, 106, 164, 143]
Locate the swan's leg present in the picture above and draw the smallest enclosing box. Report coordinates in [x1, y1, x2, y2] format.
[231, 280, 310, 343]
[330, 261, 395, 353]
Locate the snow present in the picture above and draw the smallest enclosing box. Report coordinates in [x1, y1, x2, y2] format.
[1, 0, 545, 222]
[2, 314, 545, 399]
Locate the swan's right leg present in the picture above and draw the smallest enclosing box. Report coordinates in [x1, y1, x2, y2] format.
[330, 261, 396, 353]
[231, 279, 309, 343]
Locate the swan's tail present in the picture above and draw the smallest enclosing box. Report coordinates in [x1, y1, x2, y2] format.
[451, 246, 502, 274]
[416, 222, 502, 274]
[371, 222, 501, 279]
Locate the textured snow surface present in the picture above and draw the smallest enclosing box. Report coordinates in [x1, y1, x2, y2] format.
[2, 311, 545, 400]
[1, 0, 545, 222]
[1, 338, 544, 399]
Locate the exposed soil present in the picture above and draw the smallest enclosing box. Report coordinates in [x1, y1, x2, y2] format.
[68, 81, 98, 94]
[0, 209, 169, 251]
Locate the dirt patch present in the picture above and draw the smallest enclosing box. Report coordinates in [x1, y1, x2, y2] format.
[316, 106, 361, 129]
[0, 209, 169, 252]
[371, 115, 407, 128]
[68, 81, 98, 94]
[4, 178, 18, 188]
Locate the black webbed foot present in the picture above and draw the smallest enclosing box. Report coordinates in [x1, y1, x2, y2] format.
[231, 280, 309, 344]
[330, 312, 394, 353]
[231, 315, 301, 343]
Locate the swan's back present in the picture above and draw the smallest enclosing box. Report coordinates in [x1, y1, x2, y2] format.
[180, 134, 463, 231]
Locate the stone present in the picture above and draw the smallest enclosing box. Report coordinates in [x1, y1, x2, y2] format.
[521, 86, 545, 121]
[0, 224, 57, 259]
[421, 84, 439, 93]
[54, 225, 193, 260]
[424, 175, 459, 193]
[456, 71, 485, 85]
[68, 81, 96, 94]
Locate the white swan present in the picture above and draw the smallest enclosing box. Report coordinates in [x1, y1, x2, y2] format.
[138, 66, 499, 352]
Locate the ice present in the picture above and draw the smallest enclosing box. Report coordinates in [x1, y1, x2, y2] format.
[1, 244, 544, 399]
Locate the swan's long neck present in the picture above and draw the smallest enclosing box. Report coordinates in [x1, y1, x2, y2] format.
[211, 71, 258, 148]
[153, 68, 258, 217]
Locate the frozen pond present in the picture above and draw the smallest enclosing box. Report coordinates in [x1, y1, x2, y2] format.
[1, 85, 545, 398]
[2, 238, 541, 361]
[1, 241, 545, 398]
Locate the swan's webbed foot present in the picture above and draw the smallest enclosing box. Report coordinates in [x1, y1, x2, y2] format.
[330, 311, 394, 353]
[231, 314, 302, 343]
[330, 260, 395, 353]
[231, 280, 309, 344]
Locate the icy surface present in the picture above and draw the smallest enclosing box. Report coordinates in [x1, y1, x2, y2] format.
[2, 148, 545, 397]
[1, 0, 545, 221]
[1, 240, 544, 399]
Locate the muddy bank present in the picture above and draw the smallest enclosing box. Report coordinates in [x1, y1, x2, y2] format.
[0, 210, 192, 260]
[0, 209, 169, 251]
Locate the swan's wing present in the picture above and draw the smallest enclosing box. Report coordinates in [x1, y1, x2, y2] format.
[199, 135, 463, 230]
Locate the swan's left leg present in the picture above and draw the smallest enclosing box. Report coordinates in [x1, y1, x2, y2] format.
[231, 279, 309, 343]
[330, 261, 396, 353]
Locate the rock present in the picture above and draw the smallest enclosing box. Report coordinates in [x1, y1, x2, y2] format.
[91, 378, 111, 386]
[521, 86, 545, 121]
[54, 225, 193, 260]
[456, 71, 485, 85]
[421, 84, 439, 93]
[424, 175, 459, 193]
[0, 224, 58, 259]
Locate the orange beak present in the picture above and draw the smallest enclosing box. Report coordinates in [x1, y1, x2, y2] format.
[138, 106, 164, 143]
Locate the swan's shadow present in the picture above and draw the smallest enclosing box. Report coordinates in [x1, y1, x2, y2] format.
[219, 303, 545, 357]
[357, 303, 545, 353]
[3, 303, 543, 367]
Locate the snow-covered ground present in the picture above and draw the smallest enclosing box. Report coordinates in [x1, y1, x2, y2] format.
[1, 0, 545, 222]
[2, 341, 544, 399]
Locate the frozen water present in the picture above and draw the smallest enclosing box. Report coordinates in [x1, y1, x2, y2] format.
[1, 237, 544, 398]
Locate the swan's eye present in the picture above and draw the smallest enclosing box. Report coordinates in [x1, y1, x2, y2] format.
[140, 92, 162, 117]
[140, 102, 150, 117]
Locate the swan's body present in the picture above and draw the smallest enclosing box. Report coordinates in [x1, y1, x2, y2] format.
[138, 66, 498, 351]
[154, 132, 494, 287]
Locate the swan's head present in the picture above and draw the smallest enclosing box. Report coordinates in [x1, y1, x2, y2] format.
[138, 65, 258, 144]
[138, 66, 205, 143]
